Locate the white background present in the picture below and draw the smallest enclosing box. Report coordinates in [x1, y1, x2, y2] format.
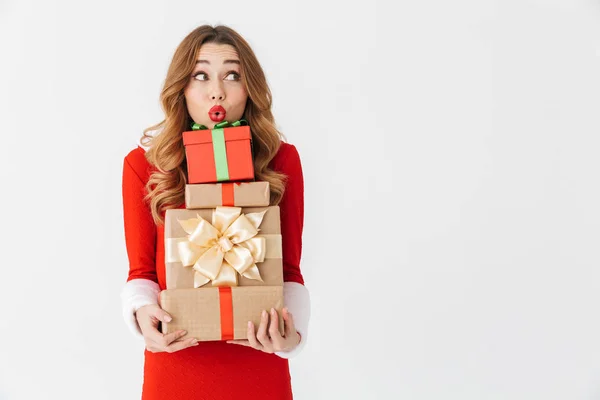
[1, 0, 599, 399]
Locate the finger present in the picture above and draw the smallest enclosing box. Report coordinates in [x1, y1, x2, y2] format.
[154, 308, 173, 324]
[140, 308, 178, 347]
[136, 309, 158, 331]
[282, 307, 296, 337]
[256, 310, 273, 352]
[161, 330, 188, 347]
[147, 336, 193, 352]
[144, 324, 171, 345]
[164, 337, 198, 353]
[268, 308, 284, 349]
[137, 314, 167, 344]
[142, 308, 172, 327]
[247, 321, 262, 349]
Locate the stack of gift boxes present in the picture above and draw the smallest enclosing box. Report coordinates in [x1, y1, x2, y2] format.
[159, 120, 285, 341]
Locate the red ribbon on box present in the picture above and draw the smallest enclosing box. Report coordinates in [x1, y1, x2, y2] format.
[221, 183, 235, 207]
[219, 287, 234, 340]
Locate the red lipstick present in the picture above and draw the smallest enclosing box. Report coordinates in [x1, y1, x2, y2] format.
[209, 105, 226, 122]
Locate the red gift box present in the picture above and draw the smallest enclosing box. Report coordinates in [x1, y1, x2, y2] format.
[183, 123, 254, 184]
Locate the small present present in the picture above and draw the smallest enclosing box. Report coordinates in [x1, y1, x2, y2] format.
[182, 119, 254, 184]
[160, 286, 284, 341]
[185, 181, 270, 209]
[164, 206, 283, 289]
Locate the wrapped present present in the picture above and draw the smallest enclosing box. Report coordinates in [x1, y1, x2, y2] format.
[165, 206, 283, 289]
[160, 286, 284, 341]
[182, 119, 254, 184]
[185, 181, 270, 209]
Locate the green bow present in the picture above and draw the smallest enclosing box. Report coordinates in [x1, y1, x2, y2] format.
[190, 119, 248, 130]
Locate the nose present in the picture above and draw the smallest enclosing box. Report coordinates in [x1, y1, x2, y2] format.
[210, 82, 225, 101]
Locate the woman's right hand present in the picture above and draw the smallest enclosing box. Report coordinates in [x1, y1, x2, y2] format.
[135, 304, 199, 353]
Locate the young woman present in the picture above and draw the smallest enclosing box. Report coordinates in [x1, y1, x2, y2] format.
[120, 25, 311, 399]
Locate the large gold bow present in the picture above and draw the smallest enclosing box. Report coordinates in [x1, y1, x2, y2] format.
[169, 207, 267, 288]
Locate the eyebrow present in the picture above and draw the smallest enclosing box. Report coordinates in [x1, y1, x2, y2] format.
[196, 59, 240, 65]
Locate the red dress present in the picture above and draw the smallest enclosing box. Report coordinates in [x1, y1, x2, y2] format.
[122, 142, 305, 400]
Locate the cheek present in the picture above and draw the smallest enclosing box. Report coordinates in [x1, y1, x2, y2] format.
[232, 88, 248, 107]
[188, 96, 211, 115]
[184, 88, 200, 104]
[185, 82, 209, 100]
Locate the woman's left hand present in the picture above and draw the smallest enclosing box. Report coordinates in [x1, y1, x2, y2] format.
[227, 307, 300, 353]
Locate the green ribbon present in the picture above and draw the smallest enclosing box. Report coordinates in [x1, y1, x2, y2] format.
[190, 119, 248, 131]
[190, 119, 248, 182]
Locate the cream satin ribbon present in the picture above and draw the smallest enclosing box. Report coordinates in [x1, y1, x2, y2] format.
[166, 207, 276, 288]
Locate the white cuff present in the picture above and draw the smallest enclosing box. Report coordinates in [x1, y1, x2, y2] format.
[120, 278, 160, 340]
[275, 281, 311, 359]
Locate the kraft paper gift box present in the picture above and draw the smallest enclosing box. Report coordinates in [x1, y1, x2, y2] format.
[160, 286, 284, 341]
[185, 181, 270, 209]
[164, 206, 283, 289]
[182, 120, 254, 184]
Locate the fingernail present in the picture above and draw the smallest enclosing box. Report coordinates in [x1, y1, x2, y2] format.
[164, 316, 172, 322]
[191, 339, 198, 345]
[283, 307, 288, 314]
[271, 308, 276, 315]
[248, 321, 252, 328]
[262, 310, 267, 318]
[181, 330, 187, 335]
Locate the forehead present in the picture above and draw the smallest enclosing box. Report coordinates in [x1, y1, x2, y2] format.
[196, 43, 240, 62]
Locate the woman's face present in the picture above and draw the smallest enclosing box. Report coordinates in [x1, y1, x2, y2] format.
[184, 43, 248, 129]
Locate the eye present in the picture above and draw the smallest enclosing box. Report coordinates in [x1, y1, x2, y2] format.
[193, 71, 208, 81]
[192, 71, 241, 82]
[225, 71, 241, 81]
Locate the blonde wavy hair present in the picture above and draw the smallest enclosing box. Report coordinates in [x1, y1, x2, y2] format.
[140, 25, 287, 225]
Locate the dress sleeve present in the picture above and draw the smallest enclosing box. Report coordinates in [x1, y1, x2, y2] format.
[278, 144, 305, 285]
[274, 144, 311, 358]
[122, 156, 158, 283]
